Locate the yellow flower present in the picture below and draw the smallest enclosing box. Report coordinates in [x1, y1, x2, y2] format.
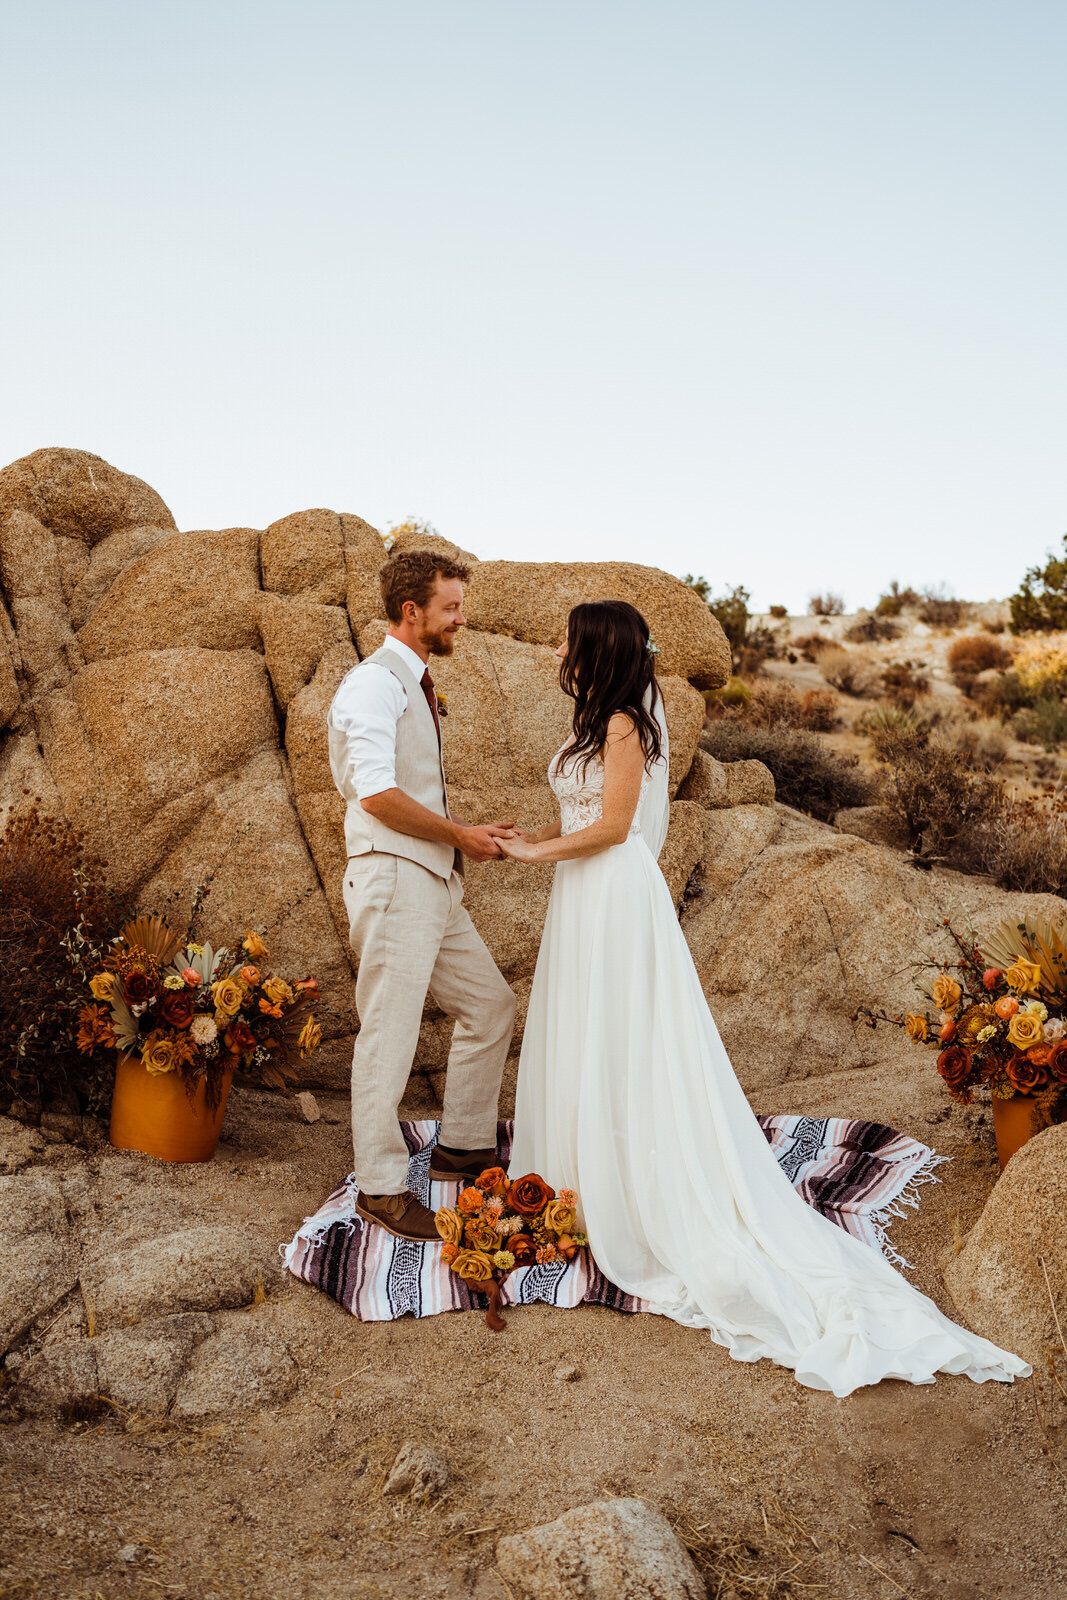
[1007, 1011, 1044, 1051]
[543, 1200, 577, 1236]
[142, 1033, 177, 1076]
[904, 1013, 929, 1043]
[1005, 959, 1042, 995]
[262, 976, 294, 1007]
[434, 1208, 464, 1247]
[931, 975, 962, 1014]
[297, 1017, 321, 1056]
[163, 974, 185, 991]
[242, 931, 269, 961]
[212, 975, 244, 1018]
[976, 1025, 996, 1045]
[89, 972, 116, 1002]
[450, 1249, 494, 1282]
[492, 1250, 516, 1271]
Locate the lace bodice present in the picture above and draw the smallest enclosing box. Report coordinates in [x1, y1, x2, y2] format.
[549, 745, 650, 838]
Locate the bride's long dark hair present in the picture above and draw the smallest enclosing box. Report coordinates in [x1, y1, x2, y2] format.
[558, 600, 664, 777]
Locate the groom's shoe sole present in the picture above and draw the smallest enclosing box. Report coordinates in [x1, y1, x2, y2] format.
[427, 1147, 500, 1183]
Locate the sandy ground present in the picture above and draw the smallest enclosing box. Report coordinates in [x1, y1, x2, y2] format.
[2, 1068, 1066, 1600]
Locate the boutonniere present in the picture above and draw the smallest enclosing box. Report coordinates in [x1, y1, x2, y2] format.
[435, 690, 448, 717]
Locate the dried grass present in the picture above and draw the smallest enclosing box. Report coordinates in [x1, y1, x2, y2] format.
[819, 646, 882, 698]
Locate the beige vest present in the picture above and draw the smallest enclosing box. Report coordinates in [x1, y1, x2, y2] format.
[344, 647, 460, 880]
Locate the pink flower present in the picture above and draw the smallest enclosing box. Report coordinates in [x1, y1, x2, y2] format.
[558, 1189, 578, 1208]
[182, 967, 201, 988]
[484, 1196, 505, 1221]
[535, 1244, 557, 1265]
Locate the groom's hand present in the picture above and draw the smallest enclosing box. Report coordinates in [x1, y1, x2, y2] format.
[454, 820, 515, 862]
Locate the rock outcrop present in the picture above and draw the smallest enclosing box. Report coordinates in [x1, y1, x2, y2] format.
[496, 1497, 705, 1599]
[0, 446, 749, 1102]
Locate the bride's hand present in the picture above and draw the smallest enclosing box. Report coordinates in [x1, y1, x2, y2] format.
[497, 834, 543, 863]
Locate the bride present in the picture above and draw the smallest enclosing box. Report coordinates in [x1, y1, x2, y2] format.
[499, 599, 1030, 1397]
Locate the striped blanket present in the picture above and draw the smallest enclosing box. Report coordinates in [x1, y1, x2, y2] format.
[281, 1116, 946, 1322]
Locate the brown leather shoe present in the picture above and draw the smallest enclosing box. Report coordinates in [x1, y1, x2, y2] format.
[427, 1145, 500, 1183]
[354, 1190, 439, 1242]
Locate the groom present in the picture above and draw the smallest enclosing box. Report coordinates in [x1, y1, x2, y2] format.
[327, 548, 517, 1241]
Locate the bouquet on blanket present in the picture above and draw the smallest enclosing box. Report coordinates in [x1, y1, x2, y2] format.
[434, 1167, 587, 1330]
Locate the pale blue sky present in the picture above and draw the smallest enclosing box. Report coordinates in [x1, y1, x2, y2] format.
[1, 2, 1064, 611]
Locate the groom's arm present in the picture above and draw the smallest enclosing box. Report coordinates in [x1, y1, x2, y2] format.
[361, 788, 512, 863]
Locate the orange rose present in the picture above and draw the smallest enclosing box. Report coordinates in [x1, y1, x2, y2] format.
[1005, 1052, 1047, 1094]
[1048, 1041, 1067, 1084]
[475, 1166, 510, 1198]
[509, 1173, 555, 1217]
[1027, 1043, 1052, 1068]
[931, 974, 962, 1015]
[434, 1208, 464, 1247]
[996, 995, 1020, 1020]
[937, 1045, 973, 1094]
[238, 965, 260, 986]
[464, 1219, 500, 1254]
[555, 1234, 580, 1262]
[451, 1249, 494, 1282]
[510, 1233, 535, 1265]
[456, 1187, 485, 1216]
[225, 1018, 256, 1054]
[242, 931, 269, 961]
[982, 968, 1004, 991]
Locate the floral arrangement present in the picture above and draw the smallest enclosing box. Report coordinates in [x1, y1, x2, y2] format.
[858, 913, 1067, 1132]
[77, 909, 322, 1108]
[434, 1167, 587, 1328]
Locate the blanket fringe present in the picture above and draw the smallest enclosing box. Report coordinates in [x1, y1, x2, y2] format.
[864, 1148, 950, 1270]
[278, 1173, 362, 1268]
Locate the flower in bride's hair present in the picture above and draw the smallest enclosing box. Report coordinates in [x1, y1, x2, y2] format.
[464, 1218, 500, 1255]
[456, 1186, 485, 1216]
[434, 1208, 464, 1247]
[451, 1249, 494, 1282]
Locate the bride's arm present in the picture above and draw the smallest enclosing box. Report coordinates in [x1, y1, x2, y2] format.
[500, 715, 644, 864]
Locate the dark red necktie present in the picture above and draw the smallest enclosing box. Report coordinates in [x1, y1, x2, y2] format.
[420, 668, 442, 748]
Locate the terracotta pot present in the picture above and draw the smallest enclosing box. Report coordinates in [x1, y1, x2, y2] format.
[109, 1053, 234, 1163]
[992, 1092, 1035, 1170]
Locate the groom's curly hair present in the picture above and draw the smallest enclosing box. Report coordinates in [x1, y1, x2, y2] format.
[379, 549, 470, 623]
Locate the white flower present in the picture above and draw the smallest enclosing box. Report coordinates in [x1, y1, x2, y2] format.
[1023, 1000, 1049, 1022]
[976, 1024, 996, 1044]
[190, 1015, 218, 1046]
[163, 974, 185, 991]
[1043, 1017, 1065, 1042]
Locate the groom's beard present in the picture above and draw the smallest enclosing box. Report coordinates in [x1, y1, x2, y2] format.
[421, 625, 460, 657]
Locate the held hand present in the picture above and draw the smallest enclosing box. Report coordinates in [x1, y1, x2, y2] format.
[455, 822, 514, 862]
[497, 835, 543, 864]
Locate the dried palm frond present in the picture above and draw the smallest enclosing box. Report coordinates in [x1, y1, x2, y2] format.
[114, 914, 184, 967]
[982, 915, 1067, 1001]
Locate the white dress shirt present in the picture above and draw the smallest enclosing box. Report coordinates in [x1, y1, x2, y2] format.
[328, 635, 430, 802]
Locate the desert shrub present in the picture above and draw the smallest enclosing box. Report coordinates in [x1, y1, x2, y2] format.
[859, 705, 931, 745]
[819, 644, 882, 697]
[681, 572, 711, 602]
[845, 614, 901, 644]
[880, 661, 930, 708]
[875, 582, 921, 616]
[871, 726, 1005, 865]
[974, 807, 1067, 895]
[947, 633, 1013, 695]
[809, 592, 845, 617]
[0, 805, 128, 1118]
[1012, 697, 1067, 752]
[1009, 535, 1067, 633]
[918, 591, 965, 627]
[982, 617, 1007, 635]
[798, 688, 841, 731]
[700, 723, 871, 821]
[1011, 633, 1067, 701]
[931, 709, 1010, 770]
[973, 668, 1034, 720]
[794, 633, 832, 661]
[769, 604, 788, 619]
[705, 584, 750, 655]
[706, 676, 752, 710]
[708, 680, 841, 733]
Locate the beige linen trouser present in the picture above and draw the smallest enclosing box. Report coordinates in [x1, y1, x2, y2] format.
[343, 854, 517, 1195]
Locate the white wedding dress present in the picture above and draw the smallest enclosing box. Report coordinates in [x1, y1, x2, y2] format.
[509, 697, 1030, 1397]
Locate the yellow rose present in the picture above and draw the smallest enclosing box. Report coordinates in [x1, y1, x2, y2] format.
[904, 1013, 929, 1044]
[434, 1207, 464, 1247]
[1007, 1011, 1044, 1051]
[464, 1218, 500, 1255]
[451, 1249, 495, 1282]
[89, 972, 116, 1002]
[212, 975, 244, 1018]
[543, 1200, 577, 1236]
[1006, 959, 1042, 996]
[142, 1033, 176, 1076]
[931, 975, 962, 1014]
[297, 1017, 321, 1056]
[262, 976, 294, 1007]
[243, 931, 269, 961]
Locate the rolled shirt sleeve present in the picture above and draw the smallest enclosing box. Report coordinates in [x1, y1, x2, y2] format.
[327, 663, 408, 802]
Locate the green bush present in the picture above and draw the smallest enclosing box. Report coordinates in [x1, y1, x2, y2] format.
[700, 722, 871, 821]
[875, 582, 921, 616]
[1009, 536, 1067, 633]
[1012, 696, 1067, 751]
